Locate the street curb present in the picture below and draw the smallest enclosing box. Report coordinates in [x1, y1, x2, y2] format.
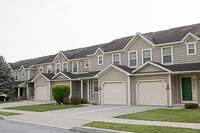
[71, 126, 134, 133]
[0, 115, 7, 120]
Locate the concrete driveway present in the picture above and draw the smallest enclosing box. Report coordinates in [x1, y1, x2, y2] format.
[5, 104, 159, 129]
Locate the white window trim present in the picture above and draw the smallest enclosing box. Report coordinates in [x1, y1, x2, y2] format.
[141, 48, 152, 64]
[112, 53, 121, 65]
[62, 62, 68, 72]
[93, 80, 98, 93]
[47, 65, 52, 73]
[161, 46, 173, 65]
[186, 42, 197, 55]
[98, 55, 103, 65]
[72, 61, 78, 73]
[39, 66, 43, 73]
[128, 50, 138, 68]
[55, 63, 61, 74]
[21, 70, 25, 77]
[85, 59, 89, 68]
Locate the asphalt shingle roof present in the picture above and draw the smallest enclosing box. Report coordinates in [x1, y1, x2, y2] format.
[62, 71, 100, 79]
[41, 73, 55, 80]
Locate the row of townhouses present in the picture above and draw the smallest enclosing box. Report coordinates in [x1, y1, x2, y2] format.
[8, 23, 200, 106]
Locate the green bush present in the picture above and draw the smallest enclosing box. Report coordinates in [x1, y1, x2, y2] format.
[81, 98, 88, 104]
[63, 97, 70, 105]
[185, 103, 199, 109]
[92, 102, 99, 105]
[52, 85, 70, 103]
[71, 96, 81, 105]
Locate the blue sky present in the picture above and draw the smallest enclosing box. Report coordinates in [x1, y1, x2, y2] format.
[1, 0, 200, 62]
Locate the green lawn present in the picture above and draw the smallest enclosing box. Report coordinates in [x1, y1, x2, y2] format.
[0, 111, 21, 116]
[4, 104, 85, 112]
[115, 109, 200, 123]
[84, 121, 200, 133]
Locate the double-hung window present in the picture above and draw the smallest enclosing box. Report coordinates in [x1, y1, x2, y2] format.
[85, 60, 89, 68]
[47, 65, 52, 73]
[55, 63, 61, 74]
[112, 53, 120, 65]
[14, 71, 18, 80]
[93, 80, 98, 93]
[62, 62, 68, 72]
[162, 46, 173, 64]
[142, 49, 151, 64]
[21, 70, 25, 77]
[39, 66, 43, 73]
[72, 61, 78, 73]
[128, 51, 137, 67]
[98, 55, 103, 65]
[187, 42, 196, 55]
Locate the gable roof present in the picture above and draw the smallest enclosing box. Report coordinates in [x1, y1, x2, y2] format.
[62, 71, 100, 79]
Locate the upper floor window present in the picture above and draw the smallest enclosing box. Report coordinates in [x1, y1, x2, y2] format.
[55, 63, 61, 74]
[187, 42, 196, 55]
[62, 62, 68, 72]
[39, 66, 43, 73]
[112, 53, 121, 65]
[98, 55, 103, 65]
[162, 46, 173, 64]
[93, 80, 98, 93]
[47, 65, 52, 73]
[14, 71, 18, 80]
[85, 60, 89, 68]
[21, 70, 25, 77]
[142, 49, 152, 64]
[72, 61, 78, 73]
[128, 51, 137, 67]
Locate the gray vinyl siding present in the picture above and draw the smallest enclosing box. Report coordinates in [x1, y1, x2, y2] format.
[30, 69, 36, 79]
[72, 81, 81, 97]
[136, 64, 165, 73]
[132, 74, 169, 105]
[99, 67, 128, 105]
[171, 75, 178, 104]
[91, 79, 98, 102]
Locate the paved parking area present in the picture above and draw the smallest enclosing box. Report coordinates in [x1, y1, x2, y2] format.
[5, 104, 159, 129]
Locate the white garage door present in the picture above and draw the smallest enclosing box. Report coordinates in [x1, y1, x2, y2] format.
[103, 82, 125, 105]
[35, 85, 48, 101]
[138, 81, 166, 106]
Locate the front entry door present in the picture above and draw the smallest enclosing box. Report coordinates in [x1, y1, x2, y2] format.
[182, 77, 192, 101]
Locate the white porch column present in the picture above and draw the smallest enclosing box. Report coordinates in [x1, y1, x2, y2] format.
[87, 80, 90, 101]
[127, 76, 131, 106]
[26, 83, 29, 98]
[81, 80, 83, 98]
[70, 81, 72, 98]
[18, 87, 20, 97]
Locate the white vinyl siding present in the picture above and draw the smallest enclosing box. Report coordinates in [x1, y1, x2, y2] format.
[162, 46, 173, 64]
[72, 61, 78, 73]
[93, 80, 98, 93]
[112, 53, 121, 65]
[39, 66, 43, 73]
[128, 51, 137, 67]
[98, 55, 103, 65]
[55, 63, 61, 74]
[187, 42, 196, 55]
[62, 62, 68, 72]
[21, 70, 25, 77]
[142, 49, 152, 64]
[47, 65, 52, 73]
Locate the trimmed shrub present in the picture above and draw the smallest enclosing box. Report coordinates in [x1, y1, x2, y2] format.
[71, 96, 81, 105]
[185, 103, 199, 109]
[92, 102, 99, 105]
[52, 85, 70, 103]
[81, 98, 88, 104]
[63, 97, 70, 105]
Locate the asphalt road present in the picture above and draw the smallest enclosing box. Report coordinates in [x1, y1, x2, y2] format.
[0, 120, 81, 133]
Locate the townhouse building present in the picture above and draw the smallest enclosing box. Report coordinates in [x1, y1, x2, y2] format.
[9, 23, 200, 106]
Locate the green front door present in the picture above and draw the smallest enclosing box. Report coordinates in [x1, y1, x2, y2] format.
[182, 77, 192, 101]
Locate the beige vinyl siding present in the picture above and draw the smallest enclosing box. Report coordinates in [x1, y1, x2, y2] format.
[136, 64, 165, 73]
[30, 69, 36, 79]
[99, 67, 128, 105]
[15, 69, 29, 81]
[72, 81, 81, 97]
[132, 74, 169, 105]
[171, 75, 178, 104]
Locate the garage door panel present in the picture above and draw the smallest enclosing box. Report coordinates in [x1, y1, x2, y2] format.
[138, 81, 166, 106]
[103, 82, 125, 105]
[35, 85, 48, 101]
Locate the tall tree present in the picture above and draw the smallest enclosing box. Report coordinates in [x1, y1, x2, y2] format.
[0, 55, 15, 94]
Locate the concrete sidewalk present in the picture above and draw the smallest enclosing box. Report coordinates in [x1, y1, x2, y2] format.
[99, 118, 200, 130]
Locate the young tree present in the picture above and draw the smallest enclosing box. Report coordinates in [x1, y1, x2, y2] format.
[0, 55, 15, 94]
